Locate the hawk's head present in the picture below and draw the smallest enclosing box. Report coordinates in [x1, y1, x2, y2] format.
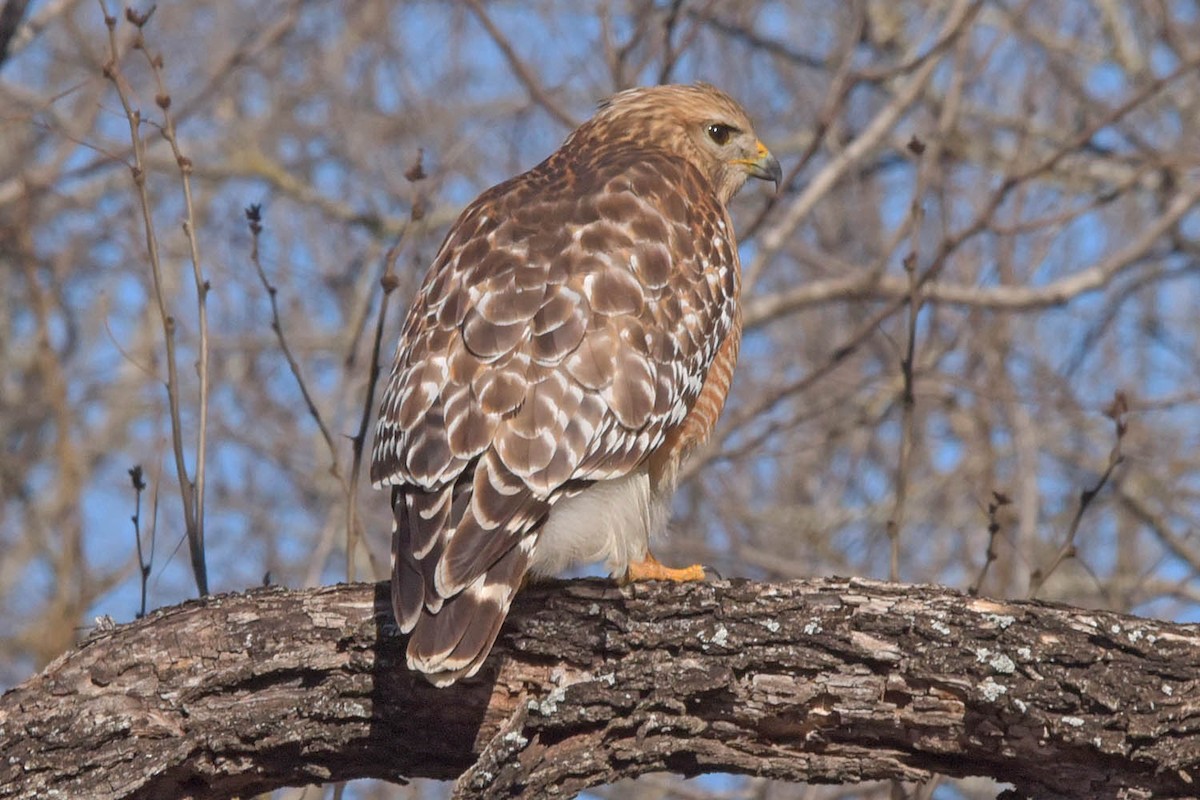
[581, 82, 782, 204]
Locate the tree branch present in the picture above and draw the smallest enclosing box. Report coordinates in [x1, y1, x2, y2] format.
[0, 0, 30, 70]
[2, 578, 1197, 799]
[743, 177, 1200, 327]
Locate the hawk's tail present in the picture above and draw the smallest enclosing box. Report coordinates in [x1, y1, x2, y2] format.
[398, 543, 530, 687]
[390, 484, 536, 686]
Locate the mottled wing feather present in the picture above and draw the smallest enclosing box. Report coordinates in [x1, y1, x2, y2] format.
[371, 146, 740, 682]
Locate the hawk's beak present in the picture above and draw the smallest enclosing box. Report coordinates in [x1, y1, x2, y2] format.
[740, 140, 782, 191]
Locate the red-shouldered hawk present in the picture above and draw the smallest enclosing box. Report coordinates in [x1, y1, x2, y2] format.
[371, 83, 780, 686]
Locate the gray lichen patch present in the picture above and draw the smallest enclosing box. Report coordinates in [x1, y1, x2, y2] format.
[988, 653, 1016, 674]
[982, 613, 1015, 630]
[980, 678, 1007, 702]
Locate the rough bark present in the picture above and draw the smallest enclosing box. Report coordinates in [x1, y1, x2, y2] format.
[1, 577, 1197, 800]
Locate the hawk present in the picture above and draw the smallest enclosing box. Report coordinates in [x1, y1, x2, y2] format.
[371, 83, 780, 686]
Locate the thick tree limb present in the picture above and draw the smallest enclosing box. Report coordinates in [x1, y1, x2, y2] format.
[1, 578, 1197, 799]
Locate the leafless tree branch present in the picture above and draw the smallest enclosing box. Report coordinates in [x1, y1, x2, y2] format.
[2, 579, 1197, 800]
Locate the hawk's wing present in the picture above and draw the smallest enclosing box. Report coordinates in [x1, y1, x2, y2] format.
[371, 147, 739, 684]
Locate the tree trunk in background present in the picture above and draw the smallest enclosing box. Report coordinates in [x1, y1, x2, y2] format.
[1, 578, 1196, 799]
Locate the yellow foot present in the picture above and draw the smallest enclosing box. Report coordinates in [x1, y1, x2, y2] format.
[623, 551, 706, 583]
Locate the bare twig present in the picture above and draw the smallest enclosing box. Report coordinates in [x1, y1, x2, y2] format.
[245, 205, 340, 472]
[885, 135, 929, 582]
[127, 465, 151, 618]
[244, 205, 367, 580]
[345, 150, 423, 582]
[886, 33, 968, 585]
[1027, 392, 1129, 599]
[133, 7, 212, 596]
[971, 490, 1012, 596]
[345, 230, 404, 583]
[99, 0, 207, 595]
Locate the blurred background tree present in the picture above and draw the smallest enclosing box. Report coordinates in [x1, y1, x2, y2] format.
[1, 1, 1198, 797]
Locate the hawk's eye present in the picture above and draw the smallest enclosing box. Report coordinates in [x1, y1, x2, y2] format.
[706, 123, 735, 145]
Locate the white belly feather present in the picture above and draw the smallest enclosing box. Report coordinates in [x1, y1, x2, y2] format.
[529, 468, 671, 577]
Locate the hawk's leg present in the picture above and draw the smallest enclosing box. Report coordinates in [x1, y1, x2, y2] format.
[623, 550, 705, 583]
